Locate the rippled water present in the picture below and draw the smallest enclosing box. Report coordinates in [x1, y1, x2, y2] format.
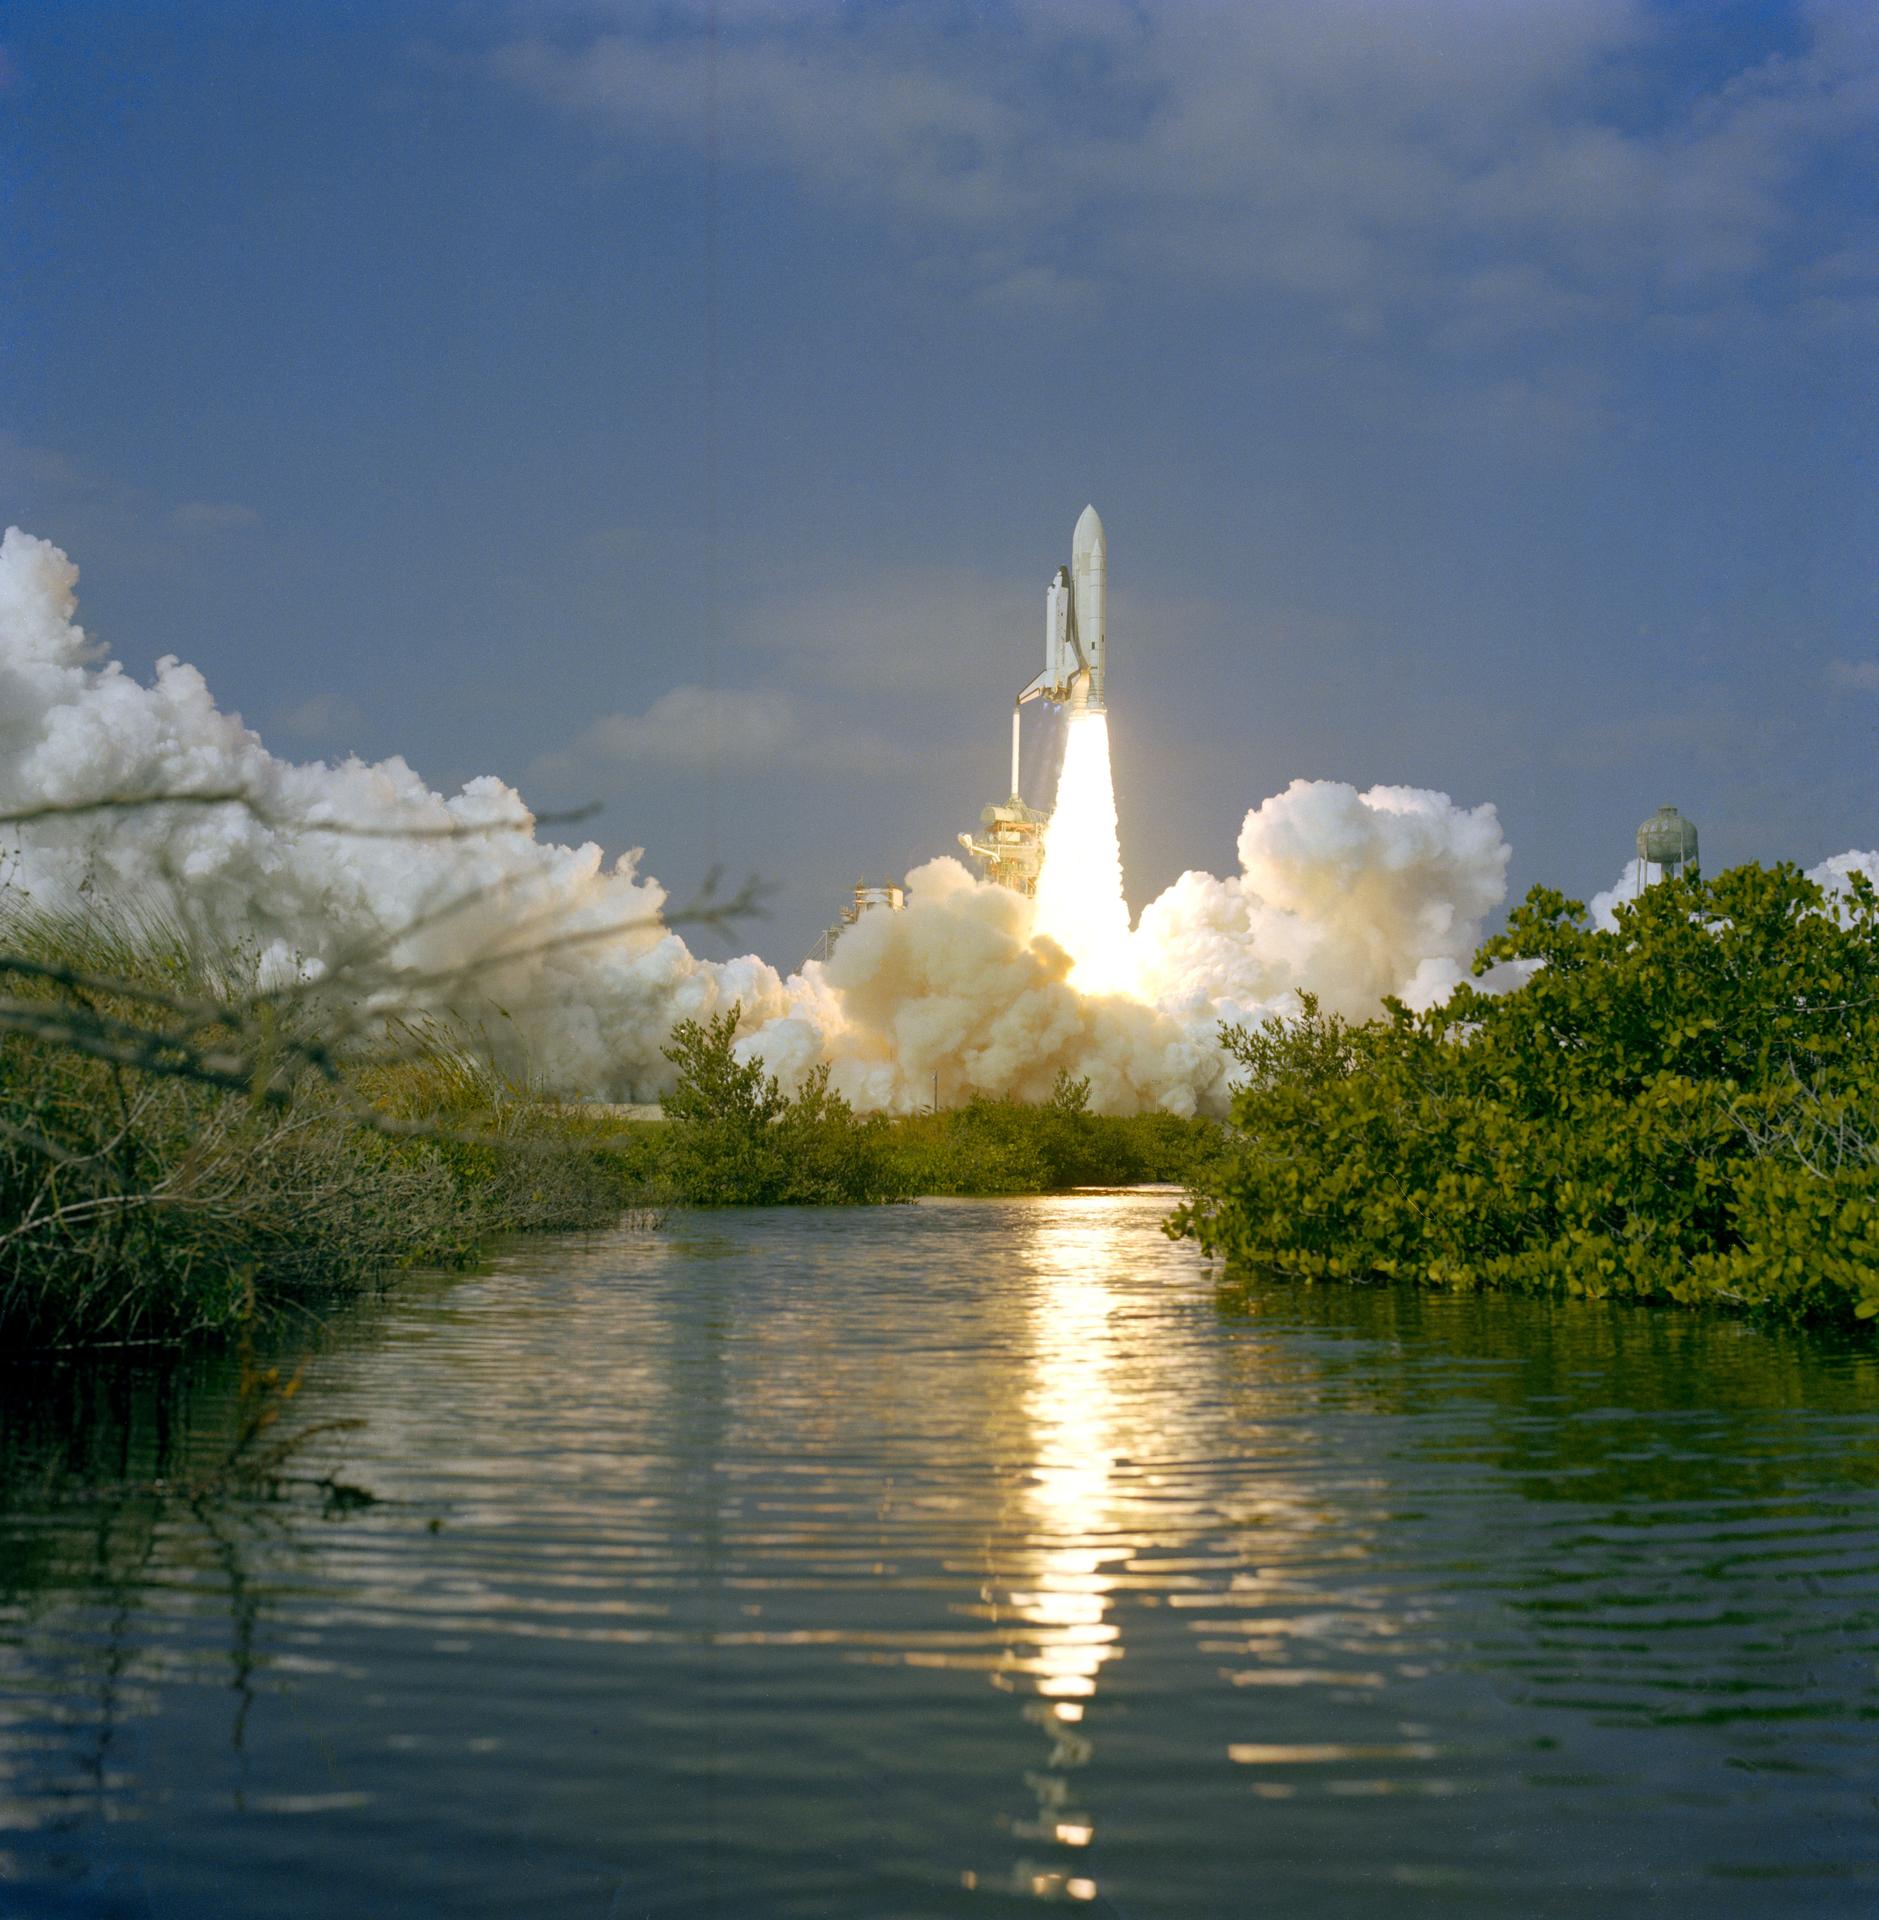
[3, 1191, 1878, 1917]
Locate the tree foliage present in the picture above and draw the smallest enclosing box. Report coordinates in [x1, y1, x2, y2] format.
[854, 1073, 1214, 1198]
[657, 1017, 1217, 1203]
[1171, 863, 1879, 1323]
[658, 1009, 906, 1204]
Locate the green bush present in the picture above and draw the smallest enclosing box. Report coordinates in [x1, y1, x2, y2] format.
[1172, 862, 1879, 1323]
[657, 1009, 908, 1204]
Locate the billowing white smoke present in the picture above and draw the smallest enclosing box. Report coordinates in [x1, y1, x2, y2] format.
[1808, 850, 1879, 896]
[749, 855, 1232, 1113]
[1, 526, 1541, 1113]
[0, 528, 791, 1096]
[1134, 780, 1510, 1018]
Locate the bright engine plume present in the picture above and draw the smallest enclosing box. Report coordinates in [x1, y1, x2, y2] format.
[1032, 713, 1139, 999]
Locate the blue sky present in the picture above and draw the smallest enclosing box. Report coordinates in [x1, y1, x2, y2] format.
[3, 0, 1875, 965]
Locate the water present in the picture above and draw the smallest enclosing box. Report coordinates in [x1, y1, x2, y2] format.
[3, 1191, 1877, 1917]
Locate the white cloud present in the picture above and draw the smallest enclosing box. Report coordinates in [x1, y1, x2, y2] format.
[536, 682, 899, 779]
[1829, 658, 1879, 692]
[493, 1, 1879, 335]
[972, 261, 1101, 318]
[0, 434, 178, 573]
[714, 561, 1226, 719]
[736, 566, 1031, 695]
[1, 434, 261, 562]
[0, 431, 92, 500]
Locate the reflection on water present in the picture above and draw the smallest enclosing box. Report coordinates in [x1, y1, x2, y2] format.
[2, 1194, 1878, 1917]
[992, 1206, 1127, 1902]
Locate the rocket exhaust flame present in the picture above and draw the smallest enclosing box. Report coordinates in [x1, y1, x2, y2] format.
[1033, 712, 1139, 1000]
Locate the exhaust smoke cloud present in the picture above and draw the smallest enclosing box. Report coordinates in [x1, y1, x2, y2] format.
[11, 528, 1862, 1115]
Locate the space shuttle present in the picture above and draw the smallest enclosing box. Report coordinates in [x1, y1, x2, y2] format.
[1018, 504, 1105, 715]
[961, 503, 1109, 890]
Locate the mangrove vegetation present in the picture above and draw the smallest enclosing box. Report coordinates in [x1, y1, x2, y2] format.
[0, 917, 1210, 1351]
[6, 858, 1874, 1353]
[1173, 862, 1879, 1325]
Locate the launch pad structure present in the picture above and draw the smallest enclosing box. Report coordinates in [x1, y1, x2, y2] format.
[807, 879, 906, 965]
[958, 504, 1109, 898]
[959, 789, 1050, 897]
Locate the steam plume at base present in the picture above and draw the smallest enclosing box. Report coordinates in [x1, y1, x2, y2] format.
[0, 528, 789, 1098]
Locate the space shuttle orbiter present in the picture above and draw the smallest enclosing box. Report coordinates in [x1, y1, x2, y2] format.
[1018, 504, 1105, 715]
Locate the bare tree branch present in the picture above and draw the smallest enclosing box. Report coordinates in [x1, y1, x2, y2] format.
[0, 786, 607, 837]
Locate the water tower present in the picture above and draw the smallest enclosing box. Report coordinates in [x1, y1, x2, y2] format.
[1635, 804, 1699, 892]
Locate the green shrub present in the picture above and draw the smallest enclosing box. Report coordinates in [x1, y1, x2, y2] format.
[656, 1016, 1218, 1204]
[656, 1009, 908, 1204]
[1172, 862, 1879, 1323]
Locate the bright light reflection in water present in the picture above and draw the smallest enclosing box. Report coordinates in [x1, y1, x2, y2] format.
[988, 1202, 1133, 1903]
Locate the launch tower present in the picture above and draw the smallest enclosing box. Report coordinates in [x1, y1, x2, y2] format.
[806, 878, 905, 966]
[958, 790, 1049, 897]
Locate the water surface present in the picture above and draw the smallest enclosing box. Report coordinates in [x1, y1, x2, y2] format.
[3, 1192, 1877, 1916]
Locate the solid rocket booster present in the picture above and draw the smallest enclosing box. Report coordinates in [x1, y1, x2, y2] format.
[1018, 503, 1106, 715]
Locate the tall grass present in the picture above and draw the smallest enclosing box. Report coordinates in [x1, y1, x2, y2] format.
[0, 905, 656, 1349]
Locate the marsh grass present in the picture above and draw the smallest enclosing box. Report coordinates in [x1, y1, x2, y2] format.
[0, 904, 658, 1349]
